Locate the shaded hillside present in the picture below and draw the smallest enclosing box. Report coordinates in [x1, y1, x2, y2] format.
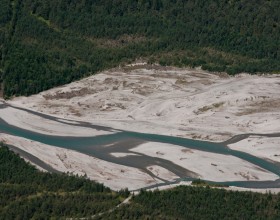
[1, 0, 279, 97]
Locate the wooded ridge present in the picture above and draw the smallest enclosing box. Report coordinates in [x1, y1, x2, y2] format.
[0, 0, 279, 97]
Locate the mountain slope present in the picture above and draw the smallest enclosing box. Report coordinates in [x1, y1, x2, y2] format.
[1, 0, 279, 97]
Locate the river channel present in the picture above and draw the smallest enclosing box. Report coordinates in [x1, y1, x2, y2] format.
[1, 102, 280, 189]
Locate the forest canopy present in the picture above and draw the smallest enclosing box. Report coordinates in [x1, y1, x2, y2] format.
[0, 0, 279, 97]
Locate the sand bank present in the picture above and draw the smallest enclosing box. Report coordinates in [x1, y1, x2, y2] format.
[0, 133, 161, 190]
[9, 67, 280, 142]
[228, 136, 280, 163]
[0, 106, 113, 137]
[130, 142, 279, 182]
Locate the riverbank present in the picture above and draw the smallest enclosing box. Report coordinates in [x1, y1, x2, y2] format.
[0, 102, 114, 137]
[130, 142, 279, 182]
[144, 181, 280, 194]
[228, 136, 280, 164]
[0, 133, 162, 191]
[8, 65, 280, 142]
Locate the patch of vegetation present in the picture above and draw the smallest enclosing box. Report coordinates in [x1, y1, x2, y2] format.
[196, 102, 225, 114]
[191, 179, 228, 188]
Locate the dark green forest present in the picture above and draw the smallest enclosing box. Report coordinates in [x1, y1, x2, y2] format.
[0, 0, 279, 97]
[1, 144, 280, 219]
[102, 187, 280, 220]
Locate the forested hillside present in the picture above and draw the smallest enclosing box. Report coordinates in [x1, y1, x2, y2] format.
[102, 187, 280, 220]
[1, 144, 280, 219]
[0, 0, 279, 97]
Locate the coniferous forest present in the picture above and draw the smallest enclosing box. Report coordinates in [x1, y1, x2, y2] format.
[101, 187, 280, 220]
[0, 0, 279, 97]
[1, 145, 280, 219]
